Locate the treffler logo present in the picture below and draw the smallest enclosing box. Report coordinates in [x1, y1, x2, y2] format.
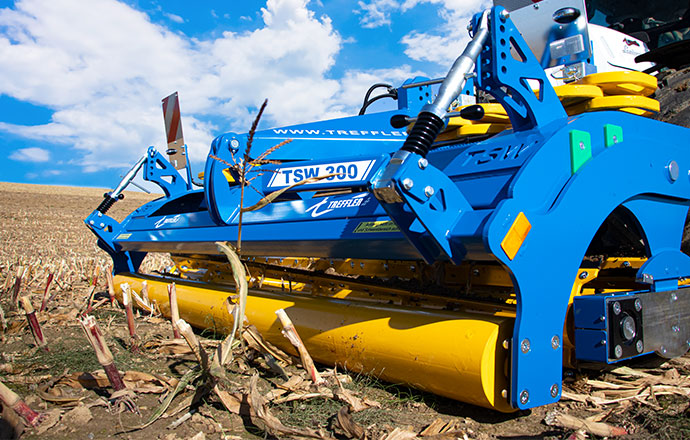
[305, 194, 369, 218]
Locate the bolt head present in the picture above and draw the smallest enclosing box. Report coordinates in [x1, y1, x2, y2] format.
[550, 384, 559, 398]
[418, 158, 428, 169]
[579, 271, 588, 279]
[520, 338, 531, 354]
[634, 298, 642, 311]
[551, 335, 560, 350]
[623, 261, 631, 268]
[402, 178, 414, 190]
[614, 344, 623, 358]
[519, 390, 529, 404]
[499, 9, 510, 21]
[424, 186, 435, 197]
[612, 301, 622, 315]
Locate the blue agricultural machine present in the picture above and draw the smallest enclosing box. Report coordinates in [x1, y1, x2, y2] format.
[86, 0, 690, 411]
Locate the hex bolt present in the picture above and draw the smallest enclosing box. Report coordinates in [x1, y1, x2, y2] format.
[614, 344, 623, 358]
[501, 389, 508, 399]
[579, 271, 588, 280]
[89, 220, 95, 225]
[612, 135, 618, 144]
[99, 223, 105, 228]
[519, 390, 529, 404]
[550, 384, 559, 398]
[599, 315, 606, 322]
[612, 301, 621, 315]
[623, 261, 631, 268]
[600, 339, 607, 346]
[402, 178, 414, 190]
[424, 186, 435, 198]
[520, 338, 531, 354]
[551, 335, 560, 350]
[671, 292, 678, 302]
[499, 9, 510, 21]
[579, 141, 585, 151]
[502, 339, 510, 350]
[418, 158, 428, 169]
[659, 344, 666, 355]
[634, 298, 642, 312]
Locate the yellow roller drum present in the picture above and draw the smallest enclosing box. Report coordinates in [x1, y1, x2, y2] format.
[114, 274, 514, 412]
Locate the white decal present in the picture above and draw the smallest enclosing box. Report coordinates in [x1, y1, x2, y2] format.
[154, 214, 182, 229]
[305, 194, 369, 218]
[268, 160, 376, 188]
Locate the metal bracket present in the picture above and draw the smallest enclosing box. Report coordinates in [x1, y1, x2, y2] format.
[144, 146, 188, 198]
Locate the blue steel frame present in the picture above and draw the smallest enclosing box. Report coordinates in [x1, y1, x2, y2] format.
[86, 7, 690, 410]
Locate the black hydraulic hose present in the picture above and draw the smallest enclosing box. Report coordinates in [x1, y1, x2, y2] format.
[399, 112, 445, 157]
[358, 92, 398, 116]
[359, 83, 397, 115]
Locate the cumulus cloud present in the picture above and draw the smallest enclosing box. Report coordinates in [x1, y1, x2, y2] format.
[400, 0, 491, 65]
[0, 0, 344, 171]
[9, 147, 51, 162]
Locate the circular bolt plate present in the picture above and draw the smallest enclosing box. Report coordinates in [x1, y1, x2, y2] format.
[520, 390, 529, 404]
[520, 338, 531, 354]
[612, 301, 622, 315]
[551, 335, 560, 350]
[614, 344, 623, 358]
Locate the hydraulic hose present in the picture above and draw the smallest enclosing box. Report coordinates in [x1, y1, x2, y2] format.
[401, 9, 490, 157]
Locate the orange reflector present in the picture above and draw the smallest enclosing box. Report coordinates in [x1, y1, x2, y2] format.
[501, 212, 531, 260]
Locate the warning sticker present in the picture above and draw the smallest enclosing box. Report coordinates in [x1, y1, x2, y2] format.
[117, 233, 132, 240]
[353, 221, 400, 233]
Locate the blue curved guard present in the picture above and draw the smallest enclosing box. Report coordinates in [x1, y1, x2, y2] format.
[485, 112, 690, 408]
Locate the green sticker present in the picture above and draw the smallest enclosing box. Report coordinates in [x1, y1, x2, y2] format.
[353, 221, 400, 233]
[569, 129, 592, 174]
[117, 233, 132, 239]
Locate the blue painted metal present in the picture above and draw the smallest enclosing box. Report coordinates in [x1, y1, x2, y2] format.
[85, 6, 690, 410]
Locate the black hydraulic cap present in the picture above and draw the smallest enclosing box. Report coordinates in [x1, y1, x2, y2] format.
[390, 114, 412, 129]
[459, 104, 485, 121]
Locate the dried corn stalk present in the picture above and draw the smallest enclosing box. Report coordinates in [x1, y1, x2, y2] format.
[20, 297, 48, 352]
[275, 308, 324, 385]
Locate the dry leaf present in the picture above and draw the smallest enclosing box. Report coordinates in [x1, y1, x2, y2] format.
[335, 406, 366, 439]
[382, 427, 418, 440]
[247, 374, 335, 439]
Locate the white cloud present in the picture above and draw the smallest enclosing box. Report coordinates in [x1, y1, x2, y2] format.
[0, 0, 345, 171]
[400, 0, 491, 65]
[9, 147, 51, 162]
[355, 0, 398, 28]
[164, 12, 184, 23]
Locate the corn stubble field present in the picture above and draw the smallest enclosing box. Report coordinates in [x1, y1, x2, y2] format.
[0, 181, 689, 440]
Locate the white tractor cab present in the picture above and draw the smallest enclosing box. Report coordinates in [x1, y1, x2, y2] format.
[495, 0, 690, 85]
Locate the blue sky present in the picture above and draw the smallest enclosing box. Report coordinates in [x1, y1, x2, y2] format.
[0, 0, 487, 189]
